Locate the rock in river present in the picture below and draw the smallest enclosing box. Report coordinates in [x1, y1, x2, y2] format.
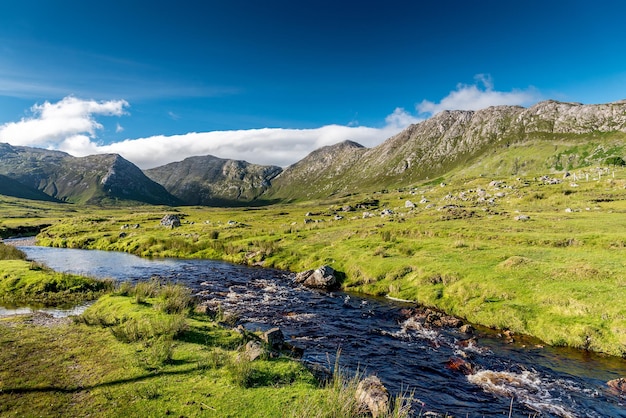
[294, 265, 338, 290]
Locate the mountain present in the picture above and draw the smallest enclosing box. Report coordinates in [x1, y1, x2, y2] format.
[264, 100, 626, 200]
[0, 144, 180, 205]
[2, 100, 626, 206]
[266, 140, 366, 200]
[144, 155, 282, 206]
[0, 173, 61, 202]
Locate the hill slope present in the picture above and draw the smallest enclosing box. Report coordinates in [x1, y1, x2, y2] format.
[0, 144, 180, 205]
[144, 155, 282, 206]
[0, 174, 61, 202]
[264, 100, 626, 200]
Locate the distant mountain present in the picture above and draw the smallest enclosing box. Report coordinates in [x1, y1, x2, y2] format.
[265, 140, 366, 201]
[0, 144, 180, 205]
[2, 100, 626, 206]
[0, 173, 61, 202]
[144, 155, 282, 206]
[264, 100, 626, 200]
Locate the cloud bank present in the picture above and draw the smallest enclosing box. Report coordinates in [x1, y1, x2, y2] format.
[417, 74, 539, 115]
[0, 76, 540, 169]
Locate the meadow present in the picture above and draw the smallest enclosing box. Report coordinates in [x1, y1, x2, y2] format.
[13, 162, 624, 358]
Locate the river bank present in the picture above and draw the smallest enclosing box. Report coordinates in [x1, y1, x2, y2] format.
[6, 243, 626, 417]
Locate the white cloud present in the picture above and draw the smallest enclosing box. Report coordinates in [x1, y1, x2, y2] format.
[417, 74, 539, 115]
[0, 81, 541, 170]
[0, 96, 414, 169]
[115, 123, 124, 133]
[97, 125, 395, 169]
[385, 107, 423, 129]
[0, 96, 128, 149]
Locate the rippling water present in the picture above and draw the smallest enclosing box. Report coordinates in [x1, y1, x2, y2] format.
[7, 245, 626, 417]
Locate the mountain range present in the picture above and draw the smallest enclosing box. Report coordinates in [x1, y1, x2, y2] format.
[1, 100, 625, 206]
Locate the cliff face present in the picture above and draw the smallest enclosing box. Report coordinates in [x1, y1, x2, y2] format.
[144, 155, 282, 205]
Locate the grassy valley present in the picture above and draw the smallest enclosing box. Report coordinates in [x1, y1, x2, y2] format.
[13, 143, 626, 357]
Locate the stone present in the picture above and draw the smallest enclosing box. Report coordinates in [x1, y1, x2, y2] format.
[607, 378, 626, 395]
[294, 265, 338, 290]
[355, 375, 389, 418]
[160, 214, 181, 228]
[262, 327, 284, 349]
[514, 214, 530, 221]
[459, 324, 474, 334]
[405, 200, 415, 208]
[243, 340, 265, 361]
[446, 356, 475, 375]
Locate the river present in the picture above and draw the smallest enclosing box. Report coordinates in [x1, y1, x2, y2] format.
[5, 243, 626, 417]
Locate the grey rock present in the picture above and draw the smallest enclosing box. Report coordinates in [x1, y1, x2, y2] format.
[355, 375, 389, 418]
[160, 214, 181, 228]
[294, 265, 338, 290]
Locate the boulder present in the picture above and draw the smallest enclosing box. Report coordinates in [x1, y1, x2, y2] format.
[294, 265, 338, 290]
[243, 340, 266, 361]
[405, 200, 415, 208]
[355, 375, 389, 418]
[160, 214, 181, 228]
[607, 378, 626, 395]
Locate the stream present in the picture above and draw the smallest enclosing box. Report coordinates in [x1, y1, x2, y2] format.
[5, 243, 626, 417]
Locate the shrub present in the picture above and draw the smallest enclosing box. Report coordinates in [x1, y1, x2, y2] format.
[157, 283, 193, 314]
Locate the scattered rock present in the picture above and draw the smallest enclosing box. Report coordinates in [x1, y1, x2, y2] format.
[160, 214, 181, 228]
[514, 214, 530, 221]
[446, 356, 475, 375]
[294, 265, 338, 290]
[282, 341, 304, 358]
[405, 200, 415, 208]
[459, 324, 474, 334]
[355, 375, 390, 418]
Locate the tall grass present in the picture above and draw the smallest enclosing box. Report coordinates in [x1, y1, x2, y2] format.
[0, 242, 26, 260]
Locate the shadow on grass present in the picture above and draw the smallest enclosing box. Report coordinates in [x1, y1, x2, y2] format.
[1, 367, 197, 395]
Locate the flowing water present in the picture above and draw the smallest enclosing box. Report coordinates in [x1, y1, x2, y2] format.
[6, 244, 626, 417]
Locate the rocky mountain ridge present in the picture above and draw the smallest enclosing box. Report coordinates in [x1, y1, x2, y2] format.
[1, 100, 626, 205]
[264, 100, 626, 200]
[144, 155, 282, 206]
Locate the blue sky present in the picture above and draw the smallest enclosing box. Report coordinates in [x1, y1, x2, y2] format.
[1, 0, 625, 168]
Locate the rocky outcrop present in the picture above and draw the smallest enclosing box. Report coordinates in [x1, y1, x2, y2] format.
[294, 265, 339, 290]
[160, 214, 181, 228]
[607, 378, 626, 395]
[264, 100, 626, 200]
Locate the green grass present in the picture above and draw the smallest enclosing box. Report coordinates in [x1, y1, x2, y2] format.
[0, 283, 414, 417]
[0, 258, 113, 307]
[27, 168, 626, 357]
[4, 157, 626, 356]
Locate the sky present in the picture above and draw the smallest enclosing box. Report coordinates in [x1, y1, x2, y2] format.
[1, 0, 625, 169]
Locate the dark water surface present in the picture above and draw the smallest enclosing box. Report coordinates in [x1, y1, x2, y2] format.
[8, 244, 626, 417]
